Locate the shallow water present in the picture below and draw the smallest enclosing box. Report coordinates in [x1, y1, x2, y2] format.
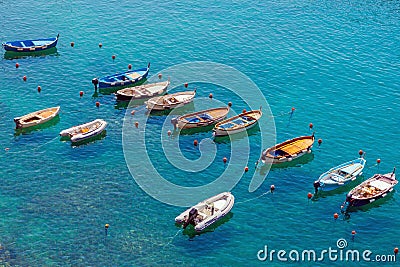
[1, 0, 399, 266]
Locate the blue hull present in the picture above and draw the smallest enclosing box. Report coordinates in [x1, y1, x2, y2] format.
[98, 64, 150, 89]
[2, 34, 59, 52]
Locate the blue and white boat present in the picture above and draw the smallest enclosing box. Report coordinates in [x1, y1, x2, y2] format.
[313, 157, 366, 193]
[98, 63, 150, 89]
[2, 34, 59, 52]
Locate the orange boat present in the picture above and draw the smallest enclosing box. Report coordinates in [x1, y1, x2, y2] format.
[261, 134, 315, 164]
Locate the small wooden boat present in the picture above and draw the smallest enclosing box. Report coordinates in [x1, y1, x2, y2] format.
[98, 63, 150, 89]
[342, 168, 397, 208]
[2, 34, 59, 52]
[60, 119, 107, 143]
[175, 192, 234, 232]
[260, 134, 315, 164]
[115, 79, 169, 101]
[314, 157, 366, 193]
[212, 109, 262, 137]
[171, 107, 229, 130]
[145, 90, 196, 111]
[14, 106, 60, 129]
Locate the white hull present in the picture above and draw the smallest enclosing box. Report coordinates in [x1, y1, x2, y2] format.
[60, 119, 107, 142]
[213, 121, 257, 136]
[175, 192, 234, 232]
[14, 106, 60, 129]
[145, 90, 196, 111]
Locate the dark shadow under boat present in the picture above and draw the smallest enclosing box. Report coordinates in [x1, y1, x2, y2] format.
[4, 47, 58, 60]
[114, 98, 147, 110]
[257, 152, 314, 175]
[175, 212, 234, 239]
[65, 130, 107, 147]
[341, 190, 396, 219]
[146, 102, 195, 117]
[98, 78, 147, 95]
[14, 115, 60, 136]
[212, 123, 260, 144]
[173, 124, 215, 136]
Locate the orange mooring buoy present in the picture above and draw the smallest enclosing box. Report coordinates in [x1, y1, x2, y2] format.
[95, 102, 100, 108]
[309, 123, 313, 129]
[79, 91, 84, 97]
[307, 192, 313, 199]
[184, 82, 188, 88]
[334, 213, 339, 220]
[244, 166, 249, 172]
[15, 63, 19, 68]
[112, 55, 116, 60]
[99, 43, 103, 48]
[193, 139, 198, 146]
[23, 75, 27, 81]
[135, 122, 139, 128]
[37, 86, 41, 93]
[223, 157, 227, 164]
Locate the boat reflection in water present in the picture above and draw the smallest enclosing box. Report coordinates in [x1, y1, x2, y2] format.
[176, 212, 234, 239]
[4, 47, 59, 60]
[14, 115, 60, 137]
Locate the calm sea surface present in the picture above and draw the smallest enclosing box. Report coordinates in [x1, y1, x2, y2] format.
[1, 0, 399, 266]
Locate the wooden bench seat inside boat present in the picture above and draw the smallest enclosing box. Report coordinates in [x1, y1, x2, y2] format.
[126, 73, 140, 80]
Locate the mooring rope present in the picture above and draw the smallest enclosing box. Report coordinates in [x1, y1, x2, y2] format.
[4, 135, 59, 154]
[236, 191, 271, 205]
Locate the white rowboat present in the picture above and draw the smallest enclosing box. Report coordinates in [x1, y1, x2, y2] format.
[145, 90, 196, 111]
[14, 106, 60, 129]
[60, 119, 107, 143]
[175, 192, 234, 232]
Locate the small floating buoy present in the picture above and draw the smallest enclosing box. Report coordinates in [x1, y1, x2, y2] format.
[291, 107, 295, 112]
[270, 185, 275, 193]
[193, 139, 198, 146]
[92, 78, 99, 90]
[15, 63, 19, 68]
[358, 150, 363, 156]
[309, 123, 313, 129]
[99, 43, 102, 48]
[394, 247, 398, 255]
[4, 148, 9, 151]
[135, 122, 139, 128]
[95, 101, 100, 108]
[184, 82, 188, 88]
[23, 75, 27, 81]
[307, 192, 313, 199]
[228, 102, 232, 107]
[112, 55, 116, 60]
[70, 42, 74, 47]
[131, 110, 135, 115]
[167, 130, 171, 136]
[223, 157, 227, 164]
[128, 64, 132, 70]
[352, 230, 356, 235]
[158, 73, 162, 80]
[334, 213, 339, 220]
[209, 93, 213, 99]
[79, 91, 84, 97]
[105, 223, 109, 236]
[377, 158, 381, 164]
[37, 86, 41, 93]
[244, 166, 249, 172]
[242, 109, 247, 113]
[318, 139, 322, 146]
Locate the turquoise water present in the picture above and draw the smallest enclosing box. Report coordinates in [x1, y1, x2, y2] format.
[1, 0, 400, 266]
